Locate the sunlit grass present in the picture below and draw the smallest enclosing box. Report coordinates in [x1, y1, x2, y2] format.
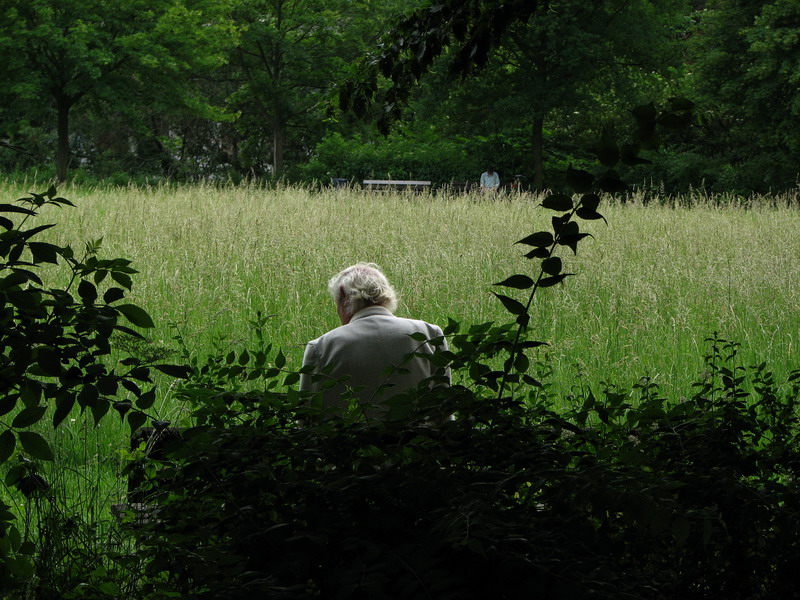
[3, 179, 799, 409]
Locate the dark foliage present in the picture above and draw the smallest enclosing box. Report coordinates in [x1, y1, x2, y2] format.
[0, 189, 184, 593]
[129, 338, 800, 599]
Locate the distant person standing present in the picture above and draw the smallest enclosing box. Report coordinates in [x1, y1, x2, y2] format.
[480, 168, 500, 192]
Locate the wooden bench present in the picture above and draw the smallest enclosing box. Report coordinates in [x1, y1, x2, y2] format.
[362, 179, 432, 192]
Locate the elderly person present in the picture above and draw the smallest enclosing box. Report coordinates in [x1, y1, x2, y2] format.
[299, 263, 450, 417]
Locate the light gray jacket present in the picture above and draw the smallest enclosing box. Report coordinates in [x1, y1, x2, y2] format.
[299, 306, 449, 415]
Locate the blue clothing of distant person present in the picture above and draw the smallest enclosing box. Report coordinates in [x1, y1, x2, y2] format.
[480, 169, 500, 191]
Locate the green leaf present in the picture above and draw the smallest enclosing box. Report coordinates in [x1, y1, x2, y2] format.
[658, 111, 691, 129]
[514, 352, 530, 373]
[515, 231, 553, 247]
[621, 144, 651, 166]
[103, 287, 125, 304]
[154, 364, 193, 379]
[492, 293, 527, 315]
[275, 349, 286, 369]
[78, 384, 99, 410]
[540, 194, 573, 212]
[136, 389, 156, 410]
[539, 274, 572, 287]
[409, 332, 428, 341]
[18, 432, 54, 461]
[565, 167, 594, 193]
[493, 274, 534, 289]
[443, 317, 460, 335]
[36, 348, 61, 376]
[28, 242, 60, 264]
[596, 129, 620, 168]
[576, 208, 607, 222]
[12, 406, 46, 429]
[557, 222, 592, 254]
[7, 555, 34, 579]
[520, 340, 548, 349]
[110, 271, 133, 290]
[0, 204, 36, 216]
[97, 376, 118, 396]
[671, 515, 691, 545]
[669, 97, 694, 112]
[128, 411, 147, 435]
[542, 257, 562, 276]
[116, 304, 155, 328]
[579, 193, 601, 212]
[596, 172, 628, 194]
[20, 383, 41, 408]
[78, 279, 98, 303]
[238, 349, 250, 366]
[0, 271, 29, 290]
[0, 431, 16, 464]
[120, 379, 142, 396]
[91, 398, 110, 425]
[524, 247, 549, 259]
[631, 103, 657, 140]
[113, 401, 132, 419]
[52, 394, 76, 428]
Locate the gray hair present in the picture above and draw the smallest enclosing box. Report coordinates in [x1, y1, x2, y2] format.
[328, 262, 398, 315]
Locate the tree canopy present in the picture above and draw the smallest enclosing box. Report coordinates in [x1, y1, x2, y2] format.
[0, 0, 798, 193]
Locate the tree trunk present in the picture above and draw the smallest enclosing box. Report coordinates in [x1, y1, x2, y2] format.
[56, 98, 72, 182]
[273, 108, 285, 175]
[532, 114, 544, 191]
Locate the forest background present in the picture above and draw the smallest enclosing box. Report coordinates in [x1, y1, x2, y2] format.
[1, 0, 799, 194]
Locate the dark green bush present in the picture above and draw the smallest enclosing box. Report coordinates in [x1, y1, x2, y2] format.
[0, 188, 188, 595]
[128, 335, 800, 599]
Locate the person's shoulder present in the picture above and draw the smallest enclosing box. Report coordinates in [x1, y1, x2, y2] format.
[311, 322, 350, 342]
[396, 316, 443, 334]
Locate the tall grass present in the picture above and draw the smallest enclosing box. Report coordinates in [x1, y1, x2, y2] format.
[3, 179, 799, 406]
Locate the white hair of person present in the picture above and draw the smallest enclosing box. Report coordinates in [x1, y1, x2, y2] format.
[328, 263, 398, 316]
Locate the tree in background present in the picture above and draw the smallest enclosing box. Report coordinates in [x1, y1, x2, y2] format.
[344, 0, 689, 189]
[683, 0, 800, 190]
[0, 0, 237, 181]
[225, 0, 420, 177]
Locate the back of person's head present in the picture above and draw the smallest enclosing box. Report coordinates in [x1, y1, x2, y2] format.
[329, 262, 398, 315]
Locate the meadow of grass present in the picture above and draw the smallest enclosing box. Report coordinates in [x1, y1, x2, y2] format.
[3, 179, 799, 406]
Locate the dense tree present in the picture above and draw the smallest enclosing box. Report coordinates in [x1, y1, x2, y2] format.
[413, 1, 687, 188]
[742, 0, 800, 155]
[0, 0, 797, 191]
[225, 0, 421, 176]
[684, 0, 800, 189]
[0, 0, 236, 180]
[344, 0, 688, 189]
